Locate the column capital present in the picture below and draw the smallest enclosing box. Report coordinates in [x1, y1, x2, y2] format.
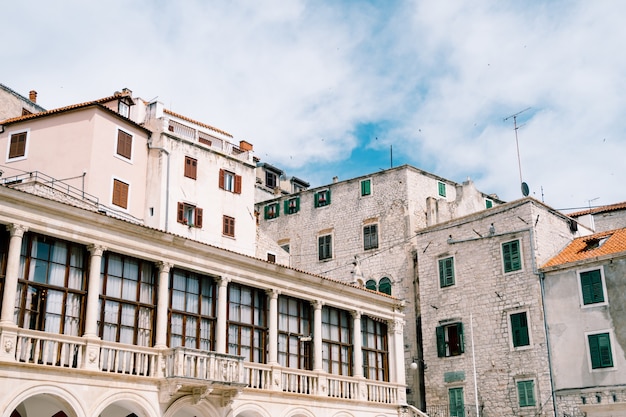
[351, 310, 362, 320]
[216, 276, 231, 287]
[7, 224, 28, 238]
[157, 261, 173, 273]
[266, 288, 279, 298]
[312, 300, 324, 310]
[87, 244, 106, 257]
[389, 318, 405, 334]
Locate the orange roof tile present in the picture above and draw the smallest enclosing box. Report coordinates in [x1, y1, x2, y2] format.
[163, 108, 233, 138]
[569, 201, 626, 217]
[542, 228, 626, 268]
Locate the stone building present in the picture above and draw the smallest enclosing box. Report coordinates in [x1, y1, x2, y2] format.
[0, 183, 421, 417]
[541, 227, 626, 417]
[255, 165, 503, 408]
[0, 83, 45, 121]
[568, 201, 626, 233]
[414, 198, 590, 416]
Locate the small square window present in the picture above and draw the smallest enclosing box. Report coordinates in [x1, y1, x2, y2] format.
[116, 129, 133, 160]
[438, 257, 455, 287]
[223, 215, 235, 237]
[363, 224, 378, 250]
[361, 179, 372, 196]
[517, 380, 536, 407]
[485, 199, 493, 209]
[438, 182, 446, 197]
[502, 240, 522, 273]
[264, 203, 280, 219]
[436, 322, 464, 357]
[588, 332, 613, 369]
[315, 189, 331, 207]
[184, 156, 198, 179]
[510, 311, 530, 347]
[177, 202, 203, 228]
[318, 234, 332, 260]
[112, 179, 129, 209]
[285, 197, 300, 214]
[267, 253, 276, 263]
[8, 131, 28, 159]
[579, 269, 606, 305]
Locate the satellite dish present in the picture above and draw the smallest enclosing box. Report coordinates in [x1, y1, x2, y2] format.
[521, 182, 530, 197]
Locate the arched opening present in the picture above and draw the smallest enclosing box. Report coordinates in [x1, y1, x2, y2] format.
[378, 277, 392, 295]
[7, 393, 76, 417]
[365, 279, 377, 291]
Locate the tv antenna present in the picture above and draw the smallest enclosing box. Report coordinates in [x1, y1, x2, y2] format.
[504, 107, 531, 196]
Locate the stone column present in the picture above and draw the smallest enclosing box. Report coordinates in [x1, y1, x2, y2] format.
[0, 224, 28, 325]
[267, 289, 279, 365]
[215, 276, 229, 354]
[313, 300, 323, 371]
[390, 318, 406, 386]
[83, 245, 106, 338]
[352, 310, 363, 378]
[154, 262, 172, 348]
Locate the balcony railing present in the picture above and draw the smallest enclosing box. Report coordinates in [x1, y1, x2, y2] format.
[426, 404, 482, 417]
[2, 327, 405, 406]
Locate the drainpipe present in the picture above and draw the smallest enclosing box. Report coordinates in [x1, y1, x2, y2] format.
[148, 143, 170, 232]
[540, 271, 558, 417]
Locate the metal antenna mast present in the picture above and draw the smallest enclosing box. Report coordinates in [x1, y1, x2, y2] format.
[504, 107, 531, 196]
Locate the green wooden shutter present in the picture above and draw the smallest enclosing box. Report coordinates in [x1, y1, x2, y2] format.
[361, 179, 371, 196]
[284, 199, 289, 214]
[511, 312, 529, 347]
[457, 322, 465, 354]
[589, 333, 613, 368]
[326, 189, 331, 205]
[264, 205, 270, 219]
[314, 192, 320, 207]
[486, 199, 493, 208]
[580, 270, 604, 305]
[448, 387, 464, 417]
[503, 240, 521, 272]
[379, 277, 391, 295]
[438, 182, 446, 197]
[517, 380, 535, 407]
[366, 280, 377, 291]
[436, 326, 446, 357]
[439, 257, 454, 287]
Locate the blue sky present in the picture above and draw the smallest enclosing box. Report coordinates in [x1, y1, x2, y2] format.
[3, 1, 626, 211]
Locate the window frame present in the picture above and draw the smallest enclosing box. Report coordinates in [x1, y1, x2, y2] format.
[177, 202, 203, 228]
[223, 215, 235, 237]
[7, 130, 29, 161]
[363, 224, 379, 250]
[438, 181, 446, 197]
[184, 156, 198, 180]
[502, 239, 523, 273]
[362, 315, 389, 381]
[314, 189, 331, 208]
[436, 321, 464, 357]
[360, 179, 372, 197]
[219, 169, 242, 194]
[321, 305, 353, 376]
[115, 128, 133, 161]
[265, 170, 278, 189]
[318, 234, 333, 261]
[227, 283, 268, 363]
[278, 295, 312, 370]
[586, 331, 615, 370]
[509, 310, 531, 349]
[112, 178, 130, 209]
[438, 256, 455, 288]
[578, 267, 608, 307]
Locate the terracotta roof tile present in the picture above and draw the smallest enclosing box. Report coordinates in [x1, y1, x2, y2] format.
[542, 228, 626, 268]
[163, 108, 233, 138]
[569, 201, 626, 217]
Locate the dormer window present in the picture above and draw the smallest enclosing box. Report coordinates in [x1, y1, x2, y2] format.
[118, 101, 130, 118]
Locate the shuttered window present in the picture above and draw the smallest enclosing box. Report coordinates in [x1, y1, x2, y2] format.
[449, 387, 464, 417]
[502, 240, 522, 273]
[285, 197, 300, 214]
[223, 216, 235, 237]
[511, 312, 530, 347]
[436, 322, 464, 357]
[439, 257, 455, 287]
[318, 235, 332, 260]
[517, 380, 536, 407]
[363, 224, 378, 250]
[184, 156, 197, 179]
[9, 132, 27, 159]
[580, 269, 605, 305]
[116, 130, 132, 159]
[588, 333, 613, 369]
[176, 202, 203, 228]
[264, 203, 279, 219]
[314, 190, 331, 207]
[112, 179, 129, 209]
[438, 181, 446, 197]
[219, 169, 242, 194]
[361, 179, 371, 196]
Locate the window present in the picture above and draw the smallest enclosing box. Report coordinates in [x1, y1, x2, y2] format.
[278, 295, 312, 370]
[436, 322, 464, 357]
[365, 279, 377, 291]
[116, 129, 132, 160]
[485, 199, 493, 209]
[361, 179, 372, 196]
[99, 252, 155, 347]
[280, 243, 290, 253]
[439, 257, 455, 287]
[169, 269, 216, 350]
[265, 171, 278, 189]
[510, 311, 530, 347]
[8, 131, 27, 159]
[322, 306, 353, 375]
[184, 156, 197, 179]
[118, 101, 130, 118]
[315, 189, 331, 207]
[438, 181, 446, 197]
[112, 179, 129, 209]
[318, 234, 332, 260]
[223, 215, 235, 237]
[580, 268, 606, 305]
[449, 387, 464, 417]
[378, 277, 392, 295]
[219, 169, 242, 194]
[177, 202, 203, 228]
[16, 234, 86, 337]
[362, 316, 388, 381]
[285, 197, 300, 214]
[227, 283, 267, 362]
[517, 380, 536, 407]
[267, 253, 276, 263]
[588, 332, 613, 369]
[502, 240, 522, 273]
[363, 224, 378, 250]
[264, 203, 280, 219]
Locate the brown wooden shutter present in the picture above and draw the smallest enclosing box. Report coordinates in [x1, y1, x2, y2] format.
[234, 175, 242, 194]
[177, 202, 184, 223]
[9, 132, 27, 158]
[112, 179, 129, 209]
[117, 130, 132, 159]
[219, 169, 225, 190]
[195, 208, 203, 228]
[185, 157, 197, 179]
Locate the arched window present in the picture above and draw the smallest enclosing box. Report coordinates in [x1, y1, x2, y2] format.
[365, 279, 377, 291]
[379, 277, 392, 295]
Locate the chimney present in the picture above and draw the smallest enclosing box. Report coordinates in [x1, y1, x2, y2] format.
[29, 90, 37, 103]
[332, 176, 339, 183]
[239, 140, 253, 151]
